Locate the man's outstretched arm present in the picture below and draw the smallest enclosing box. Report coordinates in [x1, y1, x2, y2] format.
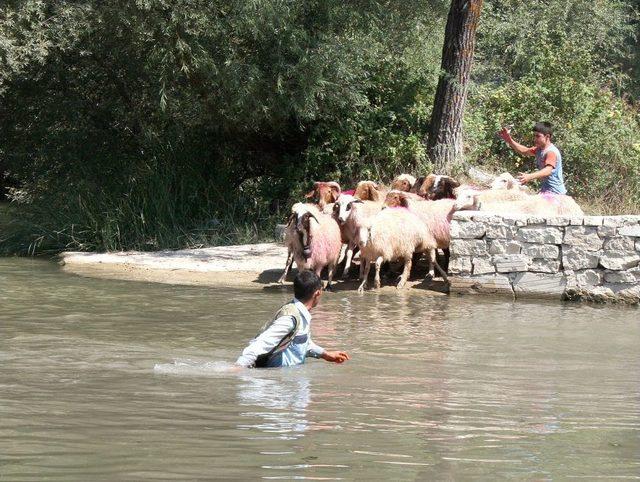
[499, 127, 535, 157]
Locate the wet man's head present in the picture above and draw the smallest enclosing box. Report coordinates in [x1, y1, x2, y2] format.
[294, 271, 323, 305]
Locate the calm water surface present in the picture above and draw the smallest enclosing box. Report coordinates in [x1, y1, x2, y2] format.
[1, 258, 639, 480]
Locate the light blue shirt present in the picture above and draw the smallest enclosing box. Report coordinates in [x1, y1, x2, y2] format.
[536, 143, 566, 195]
[236, 299, 325, 368]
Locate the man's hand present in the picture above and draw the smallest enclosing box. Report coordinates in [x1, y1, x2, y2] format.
[321, 351, 350, 363]
[498, 126, 513, 143]
[518, 172, 532, 184]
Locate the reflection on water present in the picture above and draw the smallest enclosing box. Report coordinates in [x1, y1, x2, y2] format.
[1, 258, 639, 480]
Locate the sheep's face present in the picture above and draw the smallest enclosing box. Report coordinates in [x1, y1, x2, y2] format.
[454, 190, 481, 211]
[491, 173, 518, 190]
[419, 174, 460, 200]
[354, 181, 381, 201]
[391, 174, 415, 192]
[295, 211, 317, 258]
[305, 182, 341, 209]
[384, 191, 409, 208]
[332, 196, 358, 224]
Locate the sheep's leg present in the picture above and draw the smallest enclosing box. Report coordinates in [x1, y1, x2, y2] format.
[342, 242, 356, 280]
[278, 248, 294, 284]
[396, 257, 412, 289]
[325, 264, 336, 291]
[425, 248, 436, 282]
[434, 258, 449, 284]
[357, 259, 371, 293]
[374, 256, 383, 289]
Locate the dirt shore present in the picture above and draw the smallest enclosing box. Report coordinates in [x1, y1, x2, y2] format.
[59, 242, 448, 294]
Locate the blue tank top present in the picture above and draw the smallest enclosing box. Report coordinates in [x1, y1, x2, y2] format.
[536, 144, 566, 195]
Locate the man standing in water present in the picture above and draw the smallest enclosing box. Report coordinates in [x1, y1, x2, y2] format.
[499, 122, 567, 195]
[236, 271, 350, 368]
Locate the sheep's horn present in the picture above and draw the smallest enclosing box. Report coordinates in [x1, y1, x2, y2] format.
[308, 213, 319, 223]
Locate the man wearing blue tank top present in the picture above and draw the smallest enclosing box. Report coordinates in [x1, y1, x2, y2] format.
[498, 122, 567, 195]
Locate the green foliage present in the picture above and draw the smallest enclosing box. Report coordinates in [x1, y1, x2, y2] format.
[0, 0, 639, 253]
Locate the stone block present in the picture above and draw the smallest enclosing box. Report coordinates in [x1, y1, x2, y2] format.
[569, 217, 584, 225]
[604, 271, 637, 284]
[448, 256, 472, 275]
[488, 240, 522, 255]
[449, 274, 514, 297]
[452, 211, 476, 222]
[486, 224, 516, 239]
[450, 240, 487, 256]
[522, 243, 560, 259]
[493, 254, 531, 273]
[472, 257, 495, 275]
[603, 236, 635, 251]
[599, 251, 640, 271]
[583, 216, 604, 226]
[597, 225, 617, 238]
[562, 246, 599, 270]
[618, 225, 640, 237]
[563, 226, 603, 251]
[529, 259, 561, 273]
[637, 240, 640, 252]
[575, 269, 602, 287]
[513, 272, 567, 299]
[546, 217, 571, 226]
[502, 214, 529, 226]
[516, 227, 563, 244]
[450, 221, 486, 239]
[527, 217, 546, 225]
[602, 215, 640, 227]
[471, 213, 494, 222]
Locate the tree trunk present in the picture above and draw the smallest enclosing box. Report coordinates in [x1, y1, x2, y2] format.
[427, 0, 483, 174]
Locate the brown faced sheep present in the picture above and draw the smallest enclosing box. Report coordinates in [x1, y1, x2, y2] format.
[304, 181, 341, 212]
[353, 180, 387, 202]
[414, 174, 461, 200]
[390, 174, 417, 192]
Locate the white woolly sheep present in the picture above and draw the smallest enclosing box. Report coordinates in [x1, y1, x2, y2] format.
[278, 203, 343, 288]
[332, 195, 384, 279]
[457, 189, 584, 216]
[383, 191, 477, 278]
[356, 207, 446, 292]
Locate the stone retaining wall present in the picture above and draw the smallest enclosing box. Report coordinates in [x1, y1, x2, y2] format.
[449, 212, 640, 304]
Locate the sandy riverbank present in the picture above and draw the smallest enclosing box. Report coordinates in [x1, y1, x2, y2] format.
[59, 243, 448, 294]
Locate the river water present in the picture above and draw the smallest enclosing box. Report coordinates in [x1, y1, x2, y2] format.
[1, 258, 639, 480]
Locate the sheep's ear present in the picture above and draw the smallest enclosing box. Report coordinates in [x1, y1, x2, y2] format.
[304, 189, 315, 199]
[352, 199, 364, 204]
[506, 178, 514, 189]
[448, 177, 461, 188]
[399, 195, 410, 208]
[287, 213, 296, 225]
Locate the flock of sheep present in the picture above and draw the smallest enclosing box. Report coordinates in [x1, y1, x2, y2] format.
[279, 173, 584, 292]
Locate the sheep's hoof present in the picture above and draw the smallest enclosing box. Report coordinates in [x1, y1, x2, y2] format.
[324, 284, 335, 292]
[424, 273, 434, 284]
[396, 281, 406, 289]
[277, 278, 286, 285]
[357, 286, 365, 294]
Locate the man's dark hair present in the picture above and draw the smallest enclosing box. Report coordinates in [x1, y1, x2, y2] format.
[294, 271, 322, 301]
[533, 121, 553, 137]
